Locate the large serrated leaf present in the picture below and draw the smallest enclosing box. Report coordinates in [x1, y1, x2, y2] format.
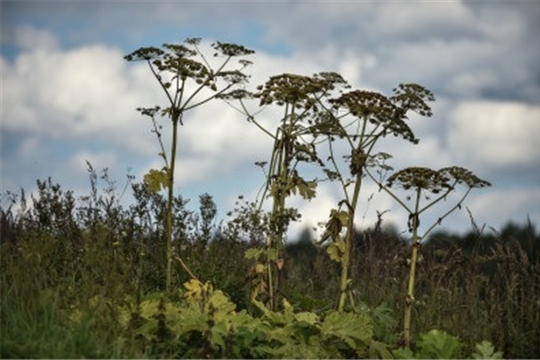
[327, 242, 341, 262]
[209, 321, 228, 349]
[209, 290, 237, 326]
[294, 311, 320, 326]
[472, 340, 503, 359]
[416, 329, 463, 359]
[244, 248, 263, 260]
[336, 210, 349, 225]
[321, 311, 373, 354]
[297, 180, 317, 200]
[327, 237, 346, 262]
[183, 279, 206, 301]
[179, 308, 208, 333]
[143, 168, 169, 193]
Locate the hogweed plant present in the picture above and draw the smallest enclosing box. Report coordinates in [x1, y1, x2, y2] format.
[367, 165, 491, 346]
[314, 84, 435, 311]
[124, 38, 255, 292]
[227, 72, 348, 310]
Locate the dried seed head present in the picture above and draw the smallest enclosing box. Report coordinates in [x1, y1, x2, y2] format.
[387, 166, 491, 193]
[390, 83, 435, 117]
[124, 46, 165, 61]
[255, 73, 319, 107]
[387, 167, 452, 193]
[439, 166, 491, 188]
[330, 90, 419, 143]
[349, 148, 367, 176]
[162, 43, 197, 57]
[216, 70, 250, 85]
[125, 39, 254, 92]
[255, 72, 344, 109]
[212, 42, 255, 57]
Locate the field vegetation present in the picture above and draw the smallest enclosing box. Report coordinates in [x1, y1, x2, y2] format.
[1, 38, 538, 358]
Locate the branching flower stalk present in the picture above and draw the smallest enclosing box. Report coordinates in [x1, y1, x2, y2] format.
[124, 38, 254, 292]
[229, 72, 347, 310]
[318, 84, 435, 311]
[367, 166, 491, 346]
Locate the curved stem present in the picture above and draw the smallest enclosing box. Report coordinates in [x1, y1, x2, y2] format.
[147, 60, 176, 107]
[421, 187, 472, 238]
[327, 136, 348, 202]
[365, 167, 413, 213]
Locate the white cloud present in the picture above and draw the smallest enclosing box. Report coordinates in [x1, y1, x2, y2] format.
[466, 187, 540, 231]
[287, 182, 341, 238]
[375, 2, 474, 37]
[2, 31, 157, 155]
[18, 136, 44, 161]
[448, 100, 540, 168]
[69, 150, 118, 175]
[449, 70, 498, 98]
[182, 101, 271, 159]
[174, 157, 218, 186]
[11, 25, 59, 51]
[376, 130, 453, 173]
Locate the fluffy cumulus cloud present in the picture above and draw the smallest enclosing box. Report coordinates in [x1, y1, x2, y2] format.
[468, 188, 540, 231]
[2, 33, 155, 153]
[448, 101, 540, 168]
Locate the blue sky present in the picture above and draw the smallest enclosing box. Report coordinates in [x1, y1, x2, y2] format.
[2, 1, 540, 240]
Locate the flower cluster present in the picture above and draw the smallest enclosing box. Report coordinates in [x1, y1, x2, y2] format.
[387, 166, 491, 193]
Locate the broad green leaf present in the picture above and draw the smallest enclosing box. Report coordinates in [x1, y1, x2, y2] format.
[252, 299, 278, 321]
[244, 248, 263, 260]
[266, 247, 278, 260]
[254, 263, 265, 274]
[327, 242, 341, 262]
[472, 340, 503, 359]
[135, 318, 158, 341]
[209, 321, 228, 349]
[179, 308, 208, 333]
[138, 298, 160, 320]
[209, 290, 237, 326]
[368, 339, 393, 359]
[321, 311, 373, 355]
[143, 168, 169, 193]
[416, 329, 463, 359]
[336, 210, 349, 225]
[230, 310, 270, 348]
[393, 346, 415, 359]
[297, 180, 317, 200]
[282, 298, 294, 322]
[183, 279, 205, 301]
[294, 311, 320, 326]
[327, 237, 346, 262]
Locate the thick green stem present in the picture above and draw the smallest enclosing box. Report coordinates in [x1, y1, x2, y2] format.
[337, 220, 353, 311]
[165, 113, 180, 293]
[268, 129, 292, 310]
[337, 172, 363, 311]
[402, 188, 422, 346]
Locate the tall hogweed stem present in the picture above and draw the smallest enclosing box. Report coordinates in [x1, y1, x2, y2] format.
[319, 84, 435, 311]
[372, 166, 491, 346]
[125, 38, 254, 292]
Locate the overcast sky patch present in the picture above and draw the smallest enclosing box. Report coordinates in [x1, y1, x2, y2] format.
[2, 1, 539, 237]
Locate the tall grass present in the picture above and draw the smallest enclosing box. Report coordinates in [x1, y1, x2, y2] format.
[278, 221, 539, 357]
[0, 272, 135, 358]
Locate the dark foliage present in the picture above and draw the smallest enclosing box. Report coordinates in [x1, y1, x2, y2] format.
[1, 170, 538, 358]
